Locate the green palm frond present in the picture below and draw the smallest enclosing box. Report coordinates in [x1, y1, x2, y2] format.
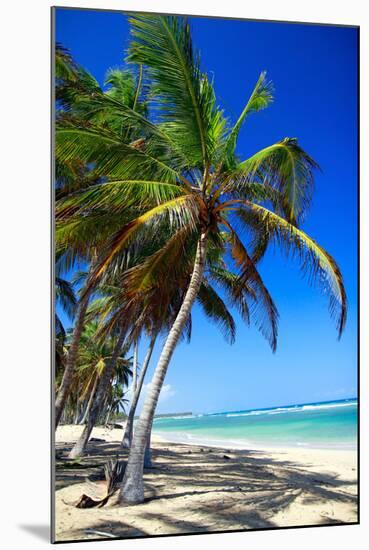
[197, 281, 236, 343]
[235, 138, 319, 224]
[128, 14, 225, 167]
[55, 276, 77, 320]
[122, 224, 196, 295]
[238, 203, 347, 337]
[221, 71, 273, 168]
[104, 67, 145, 111]
[55, 43, 79, 82]
[56, 121, 181, 183]
[68, 93, 192, 172]
[208, 266, 251, 325]
[223, 220, 279, 351]
[57, 179, 187, 220]
[85, 194, 200, 290]
[56, 212, 131, 255]
[56, 65, 102, 109]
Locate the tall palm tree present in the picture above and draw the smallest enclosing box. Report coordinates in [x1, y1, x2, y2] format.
[56, 15, 347, 503]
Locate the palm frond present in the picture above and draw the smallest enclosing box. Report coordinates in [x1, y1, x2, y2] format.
[221, 71, 273, 167]
[104, 68, 143, 111]
[63, 88, 190, 170]
[55, 43, 79, 82]
[57, 179, 187, 220]
[208, 266, 251, 325]
[56, 121, 181, 183]
[236, 138, 319, 224]
[128, 14, 225, 167]
[222, 220, 279, 351]
[238, 203, 347, 336]
[122, 223, 196, 295]
[86, 194, 199, 291]
[55, 276, 77, 319]
[198, 281, 236, 343]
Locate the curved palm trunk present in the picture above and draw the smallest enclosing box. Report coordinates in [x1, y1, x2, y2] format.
[119, 232, 208, 504]
[55, 291, 90, 428]
[132, 340, 138, 393]
[68, 329, 126, 459]
[121, 333, 157, 449]
[143, 417, 154, 468]
[78, 374, 99, 425]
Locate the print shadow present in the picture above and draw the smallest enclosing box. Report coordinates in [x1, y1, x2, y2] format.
[55, 519, 149, 542]
[18, 524, 50, 542]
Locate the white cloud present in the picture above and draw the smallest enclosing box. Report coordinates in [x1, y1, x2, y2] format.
[128, 382, 176, 415]
[141, 382, 176, 403]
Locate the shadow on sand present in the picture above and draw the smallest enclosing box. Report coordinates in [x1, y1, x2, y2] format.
[54, 438, 357, 541]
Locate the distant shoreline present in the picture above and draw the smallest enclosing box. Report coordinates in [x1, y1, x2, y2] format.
[155, 397, 358, 419]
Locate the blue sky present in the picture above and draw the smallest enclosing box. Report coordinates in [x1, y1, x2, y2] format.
[55, 8, 358, 414]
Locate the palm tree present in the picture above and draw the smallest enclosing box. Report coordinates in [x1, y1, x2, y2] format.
[68, 329, 126, 458]
[121, 334, 157, 449]
[68, 322, 132, 458]
[55, 15, 347, 503]
[57, 320, 132, 425]
[54, 54, 148, 428]
[75, 321, 131, 424]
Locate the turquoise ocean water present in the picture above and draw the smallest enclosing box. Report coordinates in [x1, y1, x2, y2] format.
[152, 398, 358, 450]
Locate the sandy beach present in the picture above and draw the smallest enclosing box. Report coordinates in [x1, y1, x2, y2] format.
[54, 424, 358, 542]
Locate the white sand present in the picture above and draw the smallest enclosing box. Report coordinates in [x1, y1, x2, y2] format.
[54, 425, 358, 541]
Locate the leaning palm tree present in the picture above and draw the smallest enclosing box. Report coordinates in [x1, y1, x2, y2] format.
[56, 15, 347, 503]
[69, 247, 241, 456]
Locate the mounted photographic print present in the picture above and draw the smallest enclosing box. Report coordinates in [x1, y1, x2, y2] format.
[52, 5, 359, 543]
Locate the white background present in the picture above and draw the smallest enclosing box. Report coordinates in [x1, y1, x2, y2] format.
[1, 0, 367, 548]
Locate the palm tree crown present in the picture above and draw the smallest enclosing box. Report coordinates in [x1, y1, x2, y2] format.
[56, 15, 346, 343]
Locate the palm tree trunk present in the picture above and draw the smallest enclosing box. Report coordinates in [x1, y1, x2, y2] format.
[54, 290, 90, 428]
[132, 340, 138, 393]
[73, 382, 81, 424]
[78, 375, 99, 425]
[68, 328, 126, 459]
[105, 407, 112, 426]
[121, 333, 157, 448]
[119, 231, 208, 504]
[143, 416, 154, 468]
[101, 395, 110, 424]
